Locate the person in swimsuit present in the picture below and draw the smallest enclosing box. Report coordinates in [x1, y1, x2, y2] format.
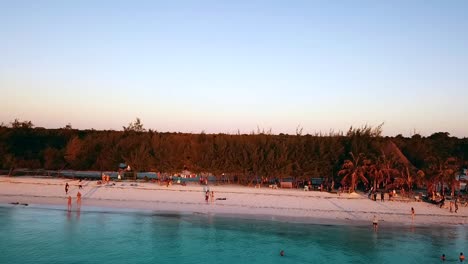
[77, 191, 82, 207]
[373, 215, 378, 231]
[441, 254, 446, 261]
[411, 207, 415, 221]
[67, 196, 72, 211]
[460, 252, 465, 262]
[65, 183, 69, 194]
[280, 250, 284, 257]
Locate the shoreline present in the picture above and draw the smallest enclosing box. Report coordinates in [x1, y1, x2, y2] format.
[1, 176, 467, 227]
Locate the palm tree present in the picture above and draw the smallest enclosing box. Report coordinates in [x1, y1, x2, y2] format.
[398, 166, 424, 192]
[425, 156, 459, 195]
[338, 152, 369, 193]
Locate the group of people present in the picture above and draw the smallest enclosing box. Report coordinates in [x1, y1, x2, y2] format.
[368, 188, 400, 202]
[440, 252, 464, 262]
[373, 207, 416, 231]
[67, 191, 82, 211]
[65, 182, 82, 211]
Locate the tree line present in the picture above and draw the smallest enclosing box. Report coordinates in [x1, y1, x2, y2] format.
[1, 119, 467, 194]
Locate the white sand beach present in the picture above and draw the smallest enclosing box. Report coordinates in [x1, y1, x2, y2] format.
[1, 176, 467, 226]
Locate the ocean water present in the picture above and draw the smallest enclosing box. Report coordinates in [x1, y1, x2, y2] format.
[0, 206, 466, 264]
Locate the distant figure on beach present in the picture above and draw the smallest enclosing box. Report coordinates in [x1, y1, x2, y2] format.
[440, 195, 445, 208]
[67, 196, 72, 211]
[77, 191, 82, 207]
[455, 197, 459, 213]
[78, 179, 83, 189]
[211, 191, 214, 203]
[205, 191, 209, 203]
[373, 215, 378, 231]
[65, 183, 69, 194]
[373, 192, 377, 201]
[411, 207, 415, 221]
[460, 252, 465, 262]
[380, 191, 384, 202]
[280, 250, 284, 257]
[441, 254, 446, 261]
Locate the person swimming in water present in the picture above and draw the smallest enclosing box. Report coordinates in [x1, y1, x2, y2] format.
[441, 254, 446, 261]
[280, 250, 284, 257]
[460, 252, 465, 262]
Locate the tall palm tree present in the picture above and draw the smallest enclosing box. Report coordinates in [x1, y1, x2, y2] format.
[398, 166, 424, 192]
[425, 156, 459, 195]
[338, 152, 369, 193]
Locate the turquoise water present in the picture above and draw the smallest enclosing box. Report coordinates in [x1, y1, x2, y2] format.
[0, 206, 466, 264]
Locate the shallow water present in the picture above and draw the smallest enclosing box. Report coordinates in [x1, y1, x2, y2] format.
[0, 206, 466, 264]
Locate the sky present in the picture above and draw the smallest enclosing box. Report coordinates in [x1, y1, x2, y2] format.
[1, 0, 467, 137]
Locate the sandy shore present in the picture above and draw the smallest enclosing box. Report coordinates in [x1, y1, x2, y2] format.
[1, 176, 467, 226]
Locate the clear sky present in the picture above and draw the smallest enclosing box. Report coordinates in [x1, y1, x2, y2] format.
[1, 0, 467, 137]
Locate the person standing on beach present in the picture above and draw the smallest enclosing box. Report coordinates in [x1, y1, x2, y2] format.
[372, 215, 378, 231]
[210, 191, 214, 203]
[205, 191, 209, 203]
[380, 191, 384, 202]
[67, 196, 72, 211]
[455, 197, 459, 213]
[65, 183, 69, 194]
[77, 191, 82, 207]
[440, 195, 445, 208]
[411, 207, 415, 222]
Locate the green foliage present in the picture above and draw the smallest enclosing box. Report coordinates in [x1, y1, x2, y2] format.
[0, 120, 467, 191]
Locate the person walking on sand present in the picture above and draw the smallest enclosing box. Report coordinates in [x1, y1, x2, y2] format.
[440, 195, 445, 208]
[380, 191, 384, 202]
[411, 207, 415, 222]
[205, 191, 209, 203]
[67, 196, 72, 211]
[77, 191, 82, 207]
[210, 191, 214, 203]
[65, 183, 69, 194]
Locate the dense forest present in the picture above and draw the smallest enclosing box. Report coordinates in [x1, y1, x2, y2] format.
[1, 119, 467, 194]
